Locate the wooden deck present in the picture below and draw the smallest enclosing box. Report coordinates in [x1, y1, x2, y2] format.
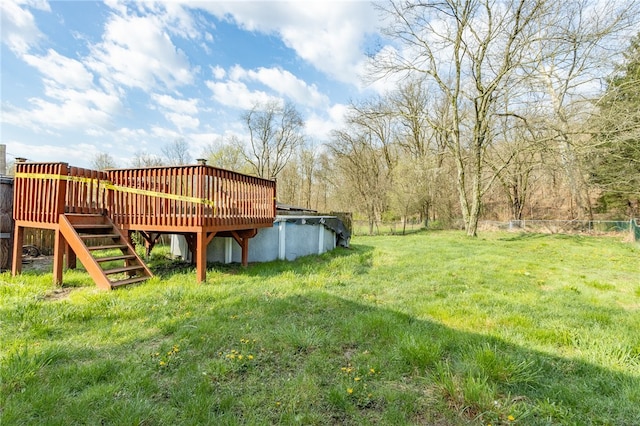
[12, 162, 276, 287]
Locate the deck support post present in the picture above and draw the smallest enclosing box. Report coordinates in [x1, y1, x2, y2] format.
[53, 228, 65, 285]
[65, 241, 77, 269]
[139, 231, 162, 257]
[11, 224, 24, 276]
[195, 231, 216, 283]
[184, 234, 196, 264]
[230, 229, 258, 267]
[125, 231, 136, 268]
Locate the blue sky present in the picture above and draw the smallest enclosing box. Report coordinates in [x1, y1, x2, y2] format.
[1, 0, 384, 168]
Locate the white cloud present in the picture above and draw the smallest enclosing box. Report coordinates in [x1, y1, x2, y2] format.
[244, 67, 329, 108]
[190, 1, 378, 86]
[150, 93, 200, 131]
[151, 93, 199, 115]
[206, 79, 279, 110]
[116, 127, 149, 139]
[22, 49, 94, 89]
[45, 86, 120, 114]
[151, 126, 182, 140]
[0, 0, 50, 55]
[305, 103, 349, 142]
[7, 140, 104, 166]
[211, 65, 226, 79]
[166, 112, 199, 130]
[209, 65, 329, 109]
[2, 43, 122, 133]
[87, 7, 194, 91]
[2, 93, 115, 132]
[186, 131, 224, 157]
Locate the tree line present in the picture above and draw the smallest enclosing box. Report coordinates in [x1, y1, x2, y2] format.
[93, 0, 640, 236]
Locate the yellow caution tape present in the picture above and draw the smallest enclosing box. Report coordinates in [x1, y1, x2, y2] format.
[103, 181, 216, 207]
[14, 172, 216, 207]
[15, 172, 68, 181]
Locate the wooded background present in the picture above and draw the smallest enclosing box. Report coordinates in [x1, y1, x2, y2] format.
[12, 1, 640, 239]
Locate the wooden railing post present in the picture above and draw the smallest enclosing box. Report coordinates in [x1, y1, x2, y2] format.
[53, 163, 68, 285]
[57, 163, 68, 217]
[106, 176, 114, 218]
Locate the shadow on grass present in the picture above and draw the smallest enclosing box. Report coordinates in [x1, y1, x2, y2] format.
[498, 232, 594, 243]
[353, 227, 430, 237]
[2, 289, 638, 425]
[146, 243, 376, 280]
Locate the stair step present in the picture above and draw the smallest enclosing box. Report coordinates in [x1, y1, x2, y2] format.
[79, 233, 119, 239]
[73, 224, 112, 229]
[95, 254, 136, 263]
[87, 244, 128, 251]
[110, 276, 150, 288]
[61, 213, 153, 290]
[104, 265, 144, 275]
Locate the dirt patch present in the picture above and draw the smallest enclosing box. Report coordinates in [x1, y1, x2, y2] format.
[42, 287, 73, 301]
[22, 256, 76, 301]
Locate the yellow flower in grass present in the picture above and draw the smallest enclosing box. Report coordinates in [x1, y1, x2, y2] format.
[248, 355, 254, 360]
[508, 415, 515, 421]
[354, 377, 361, 382]
[347, 388, 353, 394]
[159, 361, 166, 366]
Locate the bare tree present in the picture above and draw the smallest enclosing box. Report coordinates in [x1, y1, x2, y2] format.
[328, 100, 397, 234]
[162, 138, 192, 166]
[489, 111, 544, 220]
[525, 1, 639, 219]
[312, 151, 334, 212]
[347, 96, 398, 170]
[202, 137, 250, 172]
[390, 77, 448, 224]
[130, 151, 164, 168]
[374, 0, 547, 236]
[389, 157, 427, 233]
[241, 101, 305, 179]
[91, 152, 118, 170]
[275, 160, 301, 205]
[299, 145, 317, 209]
[373, 0, 638, 235]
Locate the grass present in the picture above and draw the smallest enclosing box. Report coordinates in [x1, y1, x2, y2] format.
[1, 230, 639, 425]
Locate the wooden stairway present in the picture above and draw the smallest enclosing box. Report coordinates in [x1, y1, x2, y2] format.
[59, 214, 153, 290]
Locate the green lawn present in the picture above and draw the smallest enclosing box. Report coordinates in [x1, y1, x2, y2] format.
[1, 231, 639, 425]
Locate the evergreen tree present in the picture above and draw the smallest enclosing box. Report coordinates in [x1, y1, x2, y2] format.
[591, 33, 640, 217]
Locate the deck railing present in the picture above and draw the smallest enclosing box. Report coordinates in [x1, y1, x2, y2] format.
[13, 162, 68, 224]
[67, 166, 110, 215]
[13, 162, 276, 230]
[108, 165, 276, 229]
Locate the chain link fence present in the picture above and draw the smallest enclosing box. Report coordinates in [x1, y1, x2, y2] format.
[632, 219, 640, 242]
[352, 219, 426, 236]
[352, 218, 639, 240]
[502, 220, 631, 234]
